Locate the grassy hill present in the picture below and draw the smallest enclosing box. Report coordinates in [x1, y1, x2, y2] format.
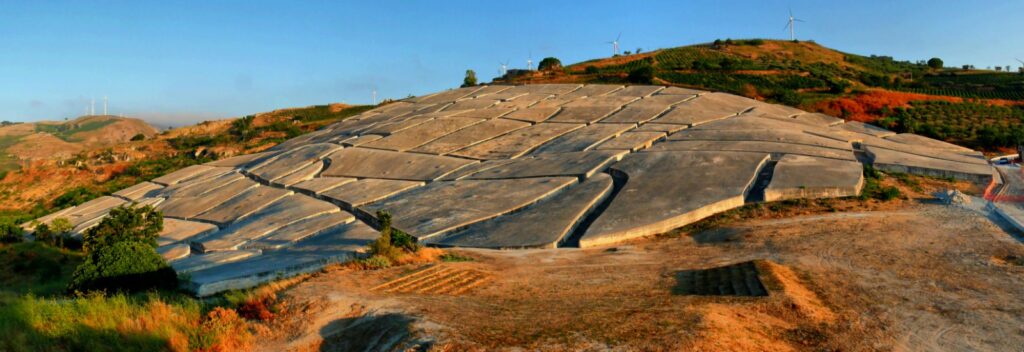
[0, 115, 160, 177]
[498, 39, 1024, 151]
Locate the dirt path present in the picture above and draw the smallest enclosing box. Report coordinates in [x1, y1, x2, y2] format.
[263, 204, 1024, 351]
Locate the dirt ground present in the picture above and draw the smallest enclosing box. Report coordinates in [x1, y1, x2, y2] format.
[259, 198, 1024, 351]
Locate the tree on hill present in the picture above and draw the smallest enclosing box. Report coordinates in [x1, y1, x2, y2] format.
[628, 64, 655, 84]
[538, 57, 562, 71]
[928, 57, 944, 69]
[461, 70, 477, 87]
[68, 204, 174, 293]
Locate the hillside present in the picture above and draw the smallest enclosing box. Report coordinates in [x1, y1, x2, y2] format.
[0, 103, 374, 221]
[497, 39, 1024, 150]
[0, 115, 159, 175]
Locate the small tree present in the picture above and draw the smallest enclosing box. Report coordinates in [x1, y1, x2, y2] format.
[68, 205, 173, 293]
[628, 65, 655, 84]
[538, 57, 562, 71]
[367, 210, 419, 266]
[927, 57, 944, 70]
[636, 48, 643, 54]
[584, 66, 599, 74]
[130, 133, 146, 141]
[0, 220, 24, 243]
[461, 70, 477, 87]
[81, 204, 162, 254]
[50, 218, 73, 248]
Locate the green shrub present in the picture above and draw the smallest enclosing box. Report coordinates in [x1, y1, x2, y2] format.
[585, 66, 599, 74]
[31, 222, 53, 245]
[52, 187, 101, 209]
[68, 205, 171, 293]
[129, 133, 146, 141]
[627, 65, 655, 84]
[230, 115, 256, 142]
[859, 165, 902, 201]
[538, 57, 562, 71]
[67, 241, 176, 293]
[81, 205, 162, 254]
[368, 211, 419, 265]
[462, 69, 477, 87]
[357, 255, 392, 269]
[0, 220, 24, 243]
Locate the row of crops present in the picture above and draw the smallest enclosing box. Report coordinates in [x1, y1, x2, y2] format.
[876, 101, 1024, 148]
[895, 87, 1024, 100]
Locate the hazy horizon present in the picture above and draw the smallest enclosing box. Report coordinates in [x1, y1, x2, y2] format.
[3, 0, 1023, 127]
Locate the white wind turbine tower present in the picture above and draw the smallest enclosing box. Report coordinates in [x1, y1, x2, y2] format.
[372, 89, 377, 105]
[527, 52, 534, 71]
[103, 96, 108, 115]
[90, 98, 95, 116]
[499, 60, 509, 76]
[607, 32, 621, 56]
[784, 9, 805, 41]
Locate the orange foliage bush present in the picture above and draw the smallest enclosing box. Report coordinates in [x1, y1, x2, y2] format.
[812, 90, 961, 123]
[193, 307, 254, 352]
[237, 295, 278, 322]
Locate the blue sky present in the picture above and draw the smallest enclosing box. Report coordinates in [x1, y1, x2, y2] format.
[2, 0, 1022, 126]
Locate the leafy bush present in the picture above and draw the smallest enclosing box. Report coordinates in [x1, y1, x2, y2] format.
[367, 211, 419, 265]
[0, 220, 24, 243]
[52, 187, 101, 209]
[32, 218, 74, 248]
[585, 65, 599, 74]
[627, 65, 655, 84]
[462, 69, 477, 87]
[538, 57, 562, 71]
[230, 115, 256, 142]
[67, 240, 176, 293]
[129, 133, 146, 141]
[68, 205, 171, 293]
[927, 57, 944, 69]
[81, 205, 162, 254]
[859, 165, 902, 201]
[357, 255, 392, 269]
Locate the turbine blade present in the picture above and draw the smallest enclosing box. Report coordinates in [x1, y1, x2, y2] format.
[795, 18, 806, 22]
[616, 32, 622, 41]
[784, 21, 791, 30]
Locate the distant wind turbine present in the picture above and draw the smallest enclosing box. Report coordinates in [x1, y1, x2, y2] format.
[499, 60, 509, 76]
[527, 51, 533, 71]
[1016, 58, 1024, 71]
[90, 98, 95, 116]
[606, 32, 621, 56]
[784, 9, 805, 41]
[103, 96, 108, 115]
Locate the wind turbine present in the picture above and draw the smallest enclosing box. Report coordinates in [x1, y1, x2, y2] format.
[499, 60, 509, 76]
[606, 33, 621, 56]
[90, 98, 95, 116]
[1016, 58, 1024, 72]
[784, 9, 805, 41]
[103, 96, 108, 115]
[527, 52, 533, 71]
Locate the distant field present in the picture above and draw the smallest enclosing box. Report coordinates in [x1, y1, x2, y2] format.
[0, 135, 23, 177]
[34, 119, 118, 142]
